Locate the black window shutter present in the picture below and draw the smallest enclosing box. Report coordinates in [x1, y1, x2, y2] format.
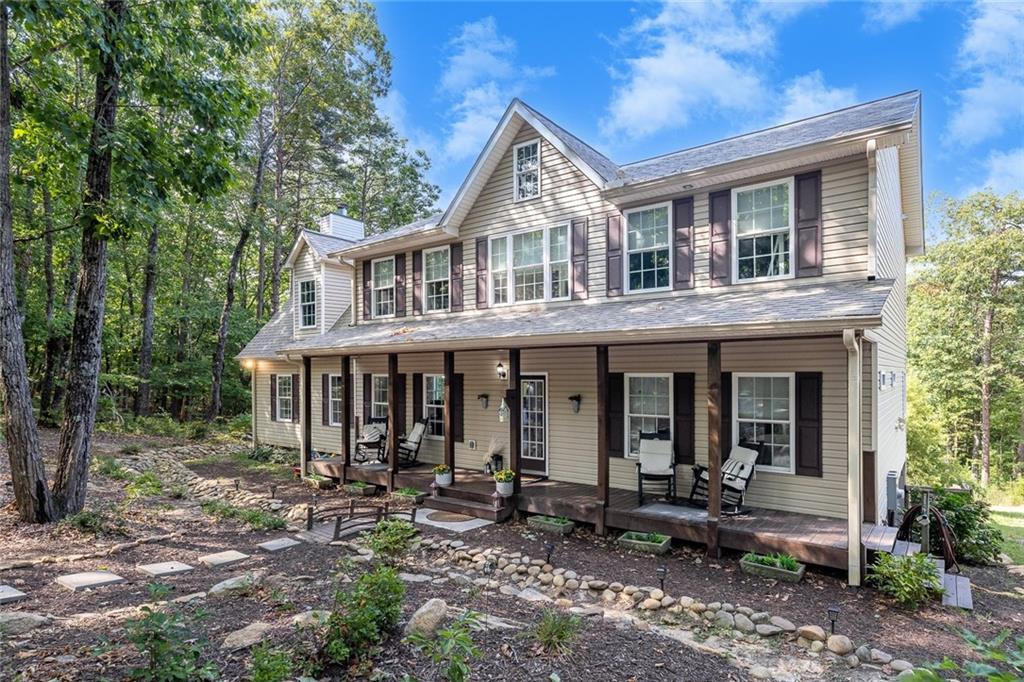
[720, 371, 733, 457]
[362, 373, 372, 421]
[571, 217, 588, 300]
[412, 250, 423, 314]
[795, 372, 823, 477]
[608, 372, 625, 457]
[673, 372, 695, 464]
[412, 373, 423, 423]
[795, 171, 822, 278]
[362, 261, 372, 320]
[475, 237, 488, 309]
[709, 190, 731, 287]
[450, 243, 464, 312]
[672, 198, 694, 290]
[270, 374, 277, 422]
[606, 215, 623, 296]
[451, 373, 464, 442]
[394, 373, 407, 436]
[394, 254, 406, 317]
[291, 373, 300, 423]
[322, 374, 330, 426]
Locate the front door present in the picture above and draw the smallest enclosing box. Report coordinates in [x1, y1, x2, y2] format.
[521, 375, 548, 476]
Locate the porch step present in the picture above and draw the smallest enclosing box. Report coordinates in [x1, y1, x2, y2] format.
[892, 540, 921, 556]
[437, 485, 497, 505]
[941, 573, 974, 610]
[422, 495, 512, 523]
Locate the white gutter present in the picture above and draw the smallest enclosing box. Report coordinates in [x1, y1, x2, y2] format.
[843, 328, 864, 587]
[865, 139, 878, 279]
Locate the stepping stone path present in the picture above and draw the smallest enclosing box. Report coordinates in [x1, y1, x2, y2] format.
[199, 550, 250, 568]
[258, 537, 300, 553]
[0, 584, 29, 604]
[137, 561, 194, 578]
[56, 571, 125, 592]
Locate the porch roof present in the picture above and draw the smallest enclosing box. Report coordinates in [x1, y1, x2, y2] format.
[277, 278, 892, 357]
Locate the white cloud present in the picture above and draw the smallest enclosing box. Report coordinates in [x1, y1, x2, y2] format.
[973, 147, 1024, 195]
[862, 1, 926, 31]
[946, 2, 1024, 146]
[777, 71, 858, 123]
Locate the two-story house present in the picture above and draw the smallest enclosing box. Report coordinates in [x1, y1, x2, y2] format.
[238, 91, 923, 585]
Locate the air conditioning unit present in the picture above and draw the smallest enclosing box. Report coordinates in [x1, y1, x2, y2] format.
[885, 470, 904, 526]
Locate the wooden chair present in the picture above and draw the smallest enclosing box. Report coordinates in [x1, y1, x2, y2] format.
[636, 434, 676, 506]
[689, 442, 762, 514]
[354, 420, 387, 463]
[397, 420, 427, 468]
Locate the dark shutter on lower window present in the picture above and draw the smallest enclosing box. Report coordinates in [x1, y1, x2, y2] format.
[322, 374, 330, 426]
[795, 372, 823, 477]
[475, 237, 488, 309]
[270, 374, 277, 422]
[673, 198, 694, 290]
[608, 372, 625, 458]
[606, 215, 623, 296]
[394, 254, 406, 317]
[451, 373, 464, 442]
[362, 261, 372, 320]
[450, 243, 464, 312]
[412, 373, 423, 423]
[291, 373, 300, 423]
[571, 218, 588, 300]
[673, 372, 695, 464]
[709, 190, 731, 288]
[362, 373, 372, 421]
[412, 250, 423, 314]
[720, 371, 733, 457]
[795, 171, 822, 278]
[394, 373, 407, 436]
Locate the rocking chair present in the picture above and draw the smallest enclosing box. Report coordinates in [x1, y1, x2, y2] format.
[688, 441, 762, 514]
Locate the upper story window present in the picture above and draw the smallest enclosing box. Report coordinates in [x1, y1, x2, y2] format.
[299, 280, 317, 328]
[625, 203, 671, 293]
[277, 374, 293, 421]
[734, 373, 794, 474]
[424, 246, 450, 312]
[489, 224, 571, 306]
[733, 178, 794, 282]
[513, 139, 540, 201]
[372, 256, 395, 318]
[424, 374, 445, 437]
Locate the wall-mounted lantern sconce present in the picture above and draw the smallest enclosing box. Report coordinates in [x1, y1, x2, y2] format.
[477, 394, 490, 409]
[568, 394, 582, 414]
[497, 398, 511, 423]
[495, 362, 507, 381]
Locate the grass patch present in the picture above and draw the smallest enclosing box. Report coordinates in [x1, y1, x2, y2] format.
[61, 508, 128, 536]
[992, 509, 1024, 565]
[527, 610, 581, 655]
[91, 455, 134, 481]
[125, 472, 164, 499]
[200, 499, 286, 530]
[185, 448, 293, 480]
[742, 552, 801, 572]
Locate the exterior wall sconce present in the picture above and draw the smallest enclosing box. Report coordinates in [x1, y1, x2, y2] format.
[568, 394, 582, 413]
[477, 394, 489, 409]
[497, 398, 511, 423]
[495, 362, 507, 381]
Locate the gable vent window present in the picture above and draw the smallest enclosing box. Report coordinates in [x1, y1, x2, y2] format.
[372, 256, 396, 318]
[489, 224, 571, 306]
[424, 247, 450, 312]
[514, 139, 540, 201]
[299, 280, 317, 328]
[733, 178, 794, 282]
[625, 203, 671, 293]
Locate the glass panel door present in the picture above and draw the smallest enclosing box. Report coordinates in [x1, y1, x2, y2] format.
[521, 376, 547, 475]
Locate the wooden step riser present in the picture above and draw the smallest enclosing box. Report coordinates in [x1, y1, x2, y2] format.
[422, 497, 509, 522]
[435, 486, 499, 505]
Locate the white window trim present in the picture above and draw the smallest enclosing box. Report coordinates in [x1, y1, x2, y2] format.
[512, 138, 541, 203]
[732, 372, 796, 475]
[423, 374, 445, 440]
[371, 374, 389, 420]
[623, 201, 674, 294]
[277, 375, 294, 422]
[371, 255, 396, 319]
[730, 176, 796, 285]
[328, 374, 344, 426]
[488, 223, 571, 307]
[423, 246, 451, 314]
[298, 279, 317, 329]
[624, 372, 674, 459]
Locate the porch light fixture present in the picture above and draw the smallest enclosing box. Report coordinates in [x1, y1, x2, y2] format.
[568, 394, 582, 414]
[544, 542, 555, 565]
[656, 565, 668, 592]
[827, 605, 840, 634]
[497, 398, 511, 423]
[495, 362, 507, 381]
[477, 394, 490, 409]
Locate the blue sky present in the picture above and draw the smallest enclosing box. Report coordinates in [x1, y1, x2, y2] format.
[376, 1, 1023, 230]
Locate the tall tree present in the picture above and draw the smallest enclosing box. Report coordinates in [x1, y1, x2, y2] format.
[133, 215, 159, 416]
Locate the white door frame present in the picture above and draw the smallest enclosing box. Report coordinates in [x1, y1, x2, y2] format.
[520, 373, 549, 476]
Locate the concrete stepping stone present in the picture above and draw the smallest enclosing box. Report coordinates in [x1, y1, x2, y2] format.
[198, 550, 249, 568]
[56, 571, 125, 592]
[0, 585, 29, 604]
[258, 537, 300, 553]
[137, 561, 194, 578]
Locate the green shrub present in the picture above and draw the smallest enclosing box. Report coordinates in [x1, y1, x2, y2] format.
[184, 421, 209, 441]
[914, 628, 1024, 681]
[227, 412, 252, 438]
[361, 519, 416, 564]
[92, 455, 133, 480]
[250, 643, 294, 682]
[63, 509, 118, 535]
[868, 552, 943, 608]
[321, 565, 405, 665]
[199, 500, 285, 530]
[126, 472, 164, 500]
[742, 552, 801, 572]
[120, 443, 143, 456]
[408, 611, 481, 681]
[123, 583, 218, 681]
[166, 484, 188, 500]
[924, 490, 1004, 564]
[246, 444, 293, 465]
[528, 610, 581, 655]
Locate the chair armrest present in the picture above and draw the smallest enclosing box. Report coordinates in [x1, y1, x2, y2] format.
[692, 464, 709, 476]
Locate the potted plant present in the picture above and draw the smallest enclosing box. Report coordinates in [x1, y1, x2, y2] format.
[617, 531, 672, 555]
[494, 469, 515, 496]
[740, 552, 806, 583]
[392, 486, 426, 504]
[527, 514, 576, 535]
[305, 473, 336, 491]
[342, 480, 377, 496]
[433, 464, 453, 487]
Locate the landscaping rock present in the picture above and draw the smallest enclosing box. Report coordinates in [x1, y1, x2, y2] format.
[398, 573, 433, 583]
[810, 640, 825, 653]
[220, 622, 272, 650]
[769, 616, 796, 632]
[291, 610, 329, 628]
[856, 645, 872, 662]
[713, 611, 735, 629]
[827, 634, 854, 655]
[649, 588, 665, 601]
[641, 598, 662, 610]
[896, 670, 916, 680]
[750, 611, 770, 624]
[0, 612, 50, 635]
[0, 585, 29, 605]
[516, 588, 553, 604]
[588, 580, 608, 590]
[198, 550, 249, 568]
[406, 599, 448, 637]
[734, 613, 755, 634]
[796, 625, 827, 642]
[755, 624, 783, 637]
[55, 571, 125, 592]
[209, 571, 264, 597]
[845, 655, 860, 668]
[870, 649, 893, 664]
[891, 660, 913, 673]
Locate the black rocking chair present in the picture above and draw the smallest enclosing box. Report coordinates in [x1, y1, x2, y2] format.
[688, 441, 763, 514]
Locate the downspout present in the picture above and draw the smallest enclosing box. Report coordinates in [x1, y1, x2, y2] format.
[843, 329, 864, 586]
[865, 139, 878, 280]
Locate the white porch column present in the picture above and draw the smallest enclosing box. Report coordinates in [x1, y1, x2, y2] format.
[843, 329, 864, 586]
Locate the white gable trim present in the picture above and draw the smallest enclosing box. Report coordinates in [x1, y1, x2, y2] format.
[284, 233, 316, 270]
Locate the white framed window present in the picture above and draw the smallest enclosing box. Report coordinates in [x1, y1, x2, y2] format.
[489, 224, 571, 306]
[328, 375, 343, 426]
[624, 202, 672, 293]
[734, 373, 794, 474]
[371, 375, 389, 420]
[625, 373, 673, 457]
[277, 375, 293, 421]
[513, 139, 540, 201]
[371, 256, 396, 318]
[299, 280, 317, 328]
[424, 246, 450, 313]
[732, 177, 794, 282]
[424, 374, 445, 438]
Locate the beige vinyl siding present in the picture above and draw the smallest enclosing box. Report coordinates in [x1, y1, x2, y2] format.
[321, 262, 352, 333]
[291, 245, 320, 337]
[252, 360, 301, 450]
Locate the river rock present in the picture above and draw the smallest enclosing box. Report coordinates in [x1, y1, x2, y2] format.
[827, 634, 854, 655]
[796, 625, 827, 642]
[734, 613, 755, 634]
[406, 598, 448, 637]
[0, 612, 50, 635]
[221, 622, 271, 650]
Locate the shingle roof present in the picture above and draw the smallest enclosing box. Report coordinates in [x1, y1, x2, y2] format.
[237, 298, 294, 359]
[301, 229, 356, 259]
[329, 212, 444, 255]
[279, 279, 892, 355]
[516, 99, 620, 183]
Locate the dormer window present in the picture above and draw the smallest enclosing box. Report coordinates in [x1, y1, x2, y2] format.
[372, 256, 396, 318]
[299, 280, 317, 328]
[514, 139, 540, 201]
[733, 178, 794, 282]
[424, 246, 450, 312]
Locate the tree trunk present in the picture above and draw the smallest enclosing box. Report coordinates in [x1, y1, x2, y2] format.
[52, 0, 125, 517]
[0, 5, 55, 523]
[134, 217, 159, 416]
[256, 230, 265, 319]
[270, 131, 284, 315]
[169, 209, 195, 420]
[39, 185, 59, 418]
[47, 210, 79, 420]
[979, 304, 993, 487]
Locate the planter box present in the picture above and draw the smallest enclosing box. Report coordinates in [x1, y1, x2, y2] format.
[343, 483, 377, 496]
[740, 558, 806, 583]
[617, 531, 671, 555]
[527, 515, 576, 535]
[306, 477, 336, 491]
[392, 491, 426, 505]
